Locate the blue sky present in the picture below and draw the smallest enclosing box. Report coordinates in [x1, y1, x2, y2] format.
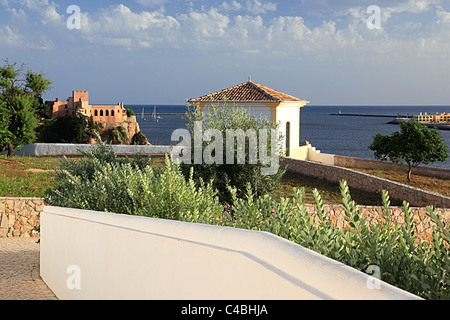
[1, 0, 450, 106]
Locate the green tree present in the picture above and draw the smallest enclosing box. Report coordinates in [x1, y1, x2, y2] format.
[370, 120, 448, 181]
[179, 102, 285, 203]
[25, 69, 53, 119]
[0, 60, 52, 156]
[38, 113, 90, 143]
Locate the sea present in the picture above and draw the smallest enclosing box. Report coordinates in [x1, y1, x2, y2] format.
[127, 105, 450, 169]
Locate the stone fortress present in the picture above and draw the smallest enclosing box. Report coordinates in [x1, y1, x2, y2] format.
[46, 91, 148, 145]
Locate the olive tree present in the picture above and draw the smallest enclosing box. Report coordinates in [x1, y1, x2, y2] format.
[370, 120, 448, 181]
[176, 102, 285, 203]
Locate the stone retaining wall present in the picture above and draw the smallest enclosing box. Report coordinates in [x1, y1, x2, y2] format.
[1, 197, 448, 245]
[282, 158, 450, 209]
[0, 198, 44, 238]
[304, 204, 449, 245]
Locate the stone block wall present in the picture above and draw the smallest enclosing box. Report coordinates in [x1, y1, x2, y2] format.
[282, 158, 450, 209]
[0, 198, 44, 238]
[1, 196, 448, 244]
[304, 204, 449, 245]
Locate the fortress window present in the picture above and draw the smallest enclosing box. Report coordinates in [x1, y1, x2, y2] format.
[100, 110, 103, 116]
[111, 110, 115, 117]
[106, 110, 109, 117]
[94, 110, 98, 117]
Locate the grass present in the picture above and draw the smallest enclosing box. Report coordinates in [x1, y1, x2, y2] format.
[0, 156, 60, 198]
[351, 168, 450, 197]
[1, 155, 447, 205]
[276, 171, 393, 206]
[0, 155, 390, 205]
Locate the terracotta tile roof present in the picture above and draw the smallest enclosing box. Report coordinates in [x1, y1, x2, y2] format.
[189, 81, 306, 103]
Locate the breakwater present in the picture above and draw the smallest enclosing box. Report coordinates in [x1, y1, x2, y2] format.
[330, 113, 450, 130]
[330, 113, 412, 118]
[387, 119, 450, 130]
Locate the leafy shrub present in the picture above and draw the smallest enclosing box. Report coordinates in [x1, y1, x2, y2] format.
[131, 131, 149, 145]
[110, 126, 128, 145]
[180, 102, 285, 203]
[126, 108, 135, 117]
[225, 180, 449, 300]
[38, 113, 99, 143]
[44, 144, 449, 299]
[45, 144, 223, 224]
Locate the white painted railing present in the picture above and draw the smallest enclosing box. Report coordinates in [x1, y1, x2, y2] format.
[40, 206, 421, 300]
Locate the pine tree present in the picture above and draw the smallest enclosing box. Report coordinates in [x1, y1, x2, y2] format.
[0, 60, 52, 156]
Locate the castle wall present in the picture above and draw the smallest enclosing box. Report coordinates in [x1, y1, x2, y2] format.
[48, 91, 125, 123]
[90, 104, 124, 123]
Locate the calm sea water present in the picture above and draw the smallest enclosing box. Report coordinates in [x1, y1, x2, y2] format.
[127, 105, 450, 169]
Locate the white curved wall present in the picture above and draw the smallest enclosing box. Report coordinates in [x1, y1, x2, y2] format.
[13, 143, 183, 156]
[40, 206, 421, 300]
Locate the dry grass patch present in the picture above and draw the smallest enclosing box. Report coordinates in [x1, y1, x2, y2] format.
[353, 168, 450, 197]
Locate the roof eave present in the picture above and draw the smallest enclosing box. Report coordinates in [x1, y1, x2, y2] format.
[188, 99, 308, 104]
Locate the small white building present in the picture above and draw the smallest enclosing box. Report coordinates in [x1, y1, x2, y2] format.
[188, 79, 310, 158]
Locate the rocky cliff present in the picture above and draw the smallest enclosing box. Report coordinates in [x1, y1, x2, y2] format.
[93, 116, 150, 145]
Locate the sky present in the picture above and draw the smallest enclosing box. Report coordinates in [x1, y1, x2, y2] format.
[1, 0, 450, 106]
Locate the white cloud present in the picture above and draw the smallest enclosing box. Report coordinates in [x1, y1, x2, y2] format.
[0, 25, 22, 47]
[437, 7, 450, 25]
[221, 1, 243, 12]
[7, 7, 27, 22]
[1, 0, 450, 65]
[228, 14, 265, 48]
[221, 0, 276, 15]
[19, 0, 64, 25]
[80, 4, 180, 48]
[178, 7, 230, 41]
[385, 0, 443, 14]
[0, 24, 53, 49]
[245, 0, 277, 15]
[135, 0, 167, 7]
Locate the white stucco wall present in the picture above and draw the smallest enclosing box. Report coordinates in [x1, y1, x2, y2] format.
[12, 143, 183, 156]
[201, 101, 304, 153]
[276, 103, 302, 152]
[40, 206, 421, 300]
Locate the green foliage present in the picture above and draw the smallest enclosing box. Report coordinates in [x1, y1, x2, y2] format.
[0, 94, 39, 155]
[44, 145, 449, 299]
[180, 102, 285, 203]
[110, 126, 128, 145]
[0, 99, 13, 150]
[0, 60, 51, 156]
[225, 180, 449, 300]
[370, 120, 449, 181]
[131, 131, 149, 145]
[38, 113, 100, 144]
[25, 69, 53, 119]
[38, 113, 92, 143]
[25, 69, 52, 98]
[45, 144, 223, 224]
[126, 108, 135, 117]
